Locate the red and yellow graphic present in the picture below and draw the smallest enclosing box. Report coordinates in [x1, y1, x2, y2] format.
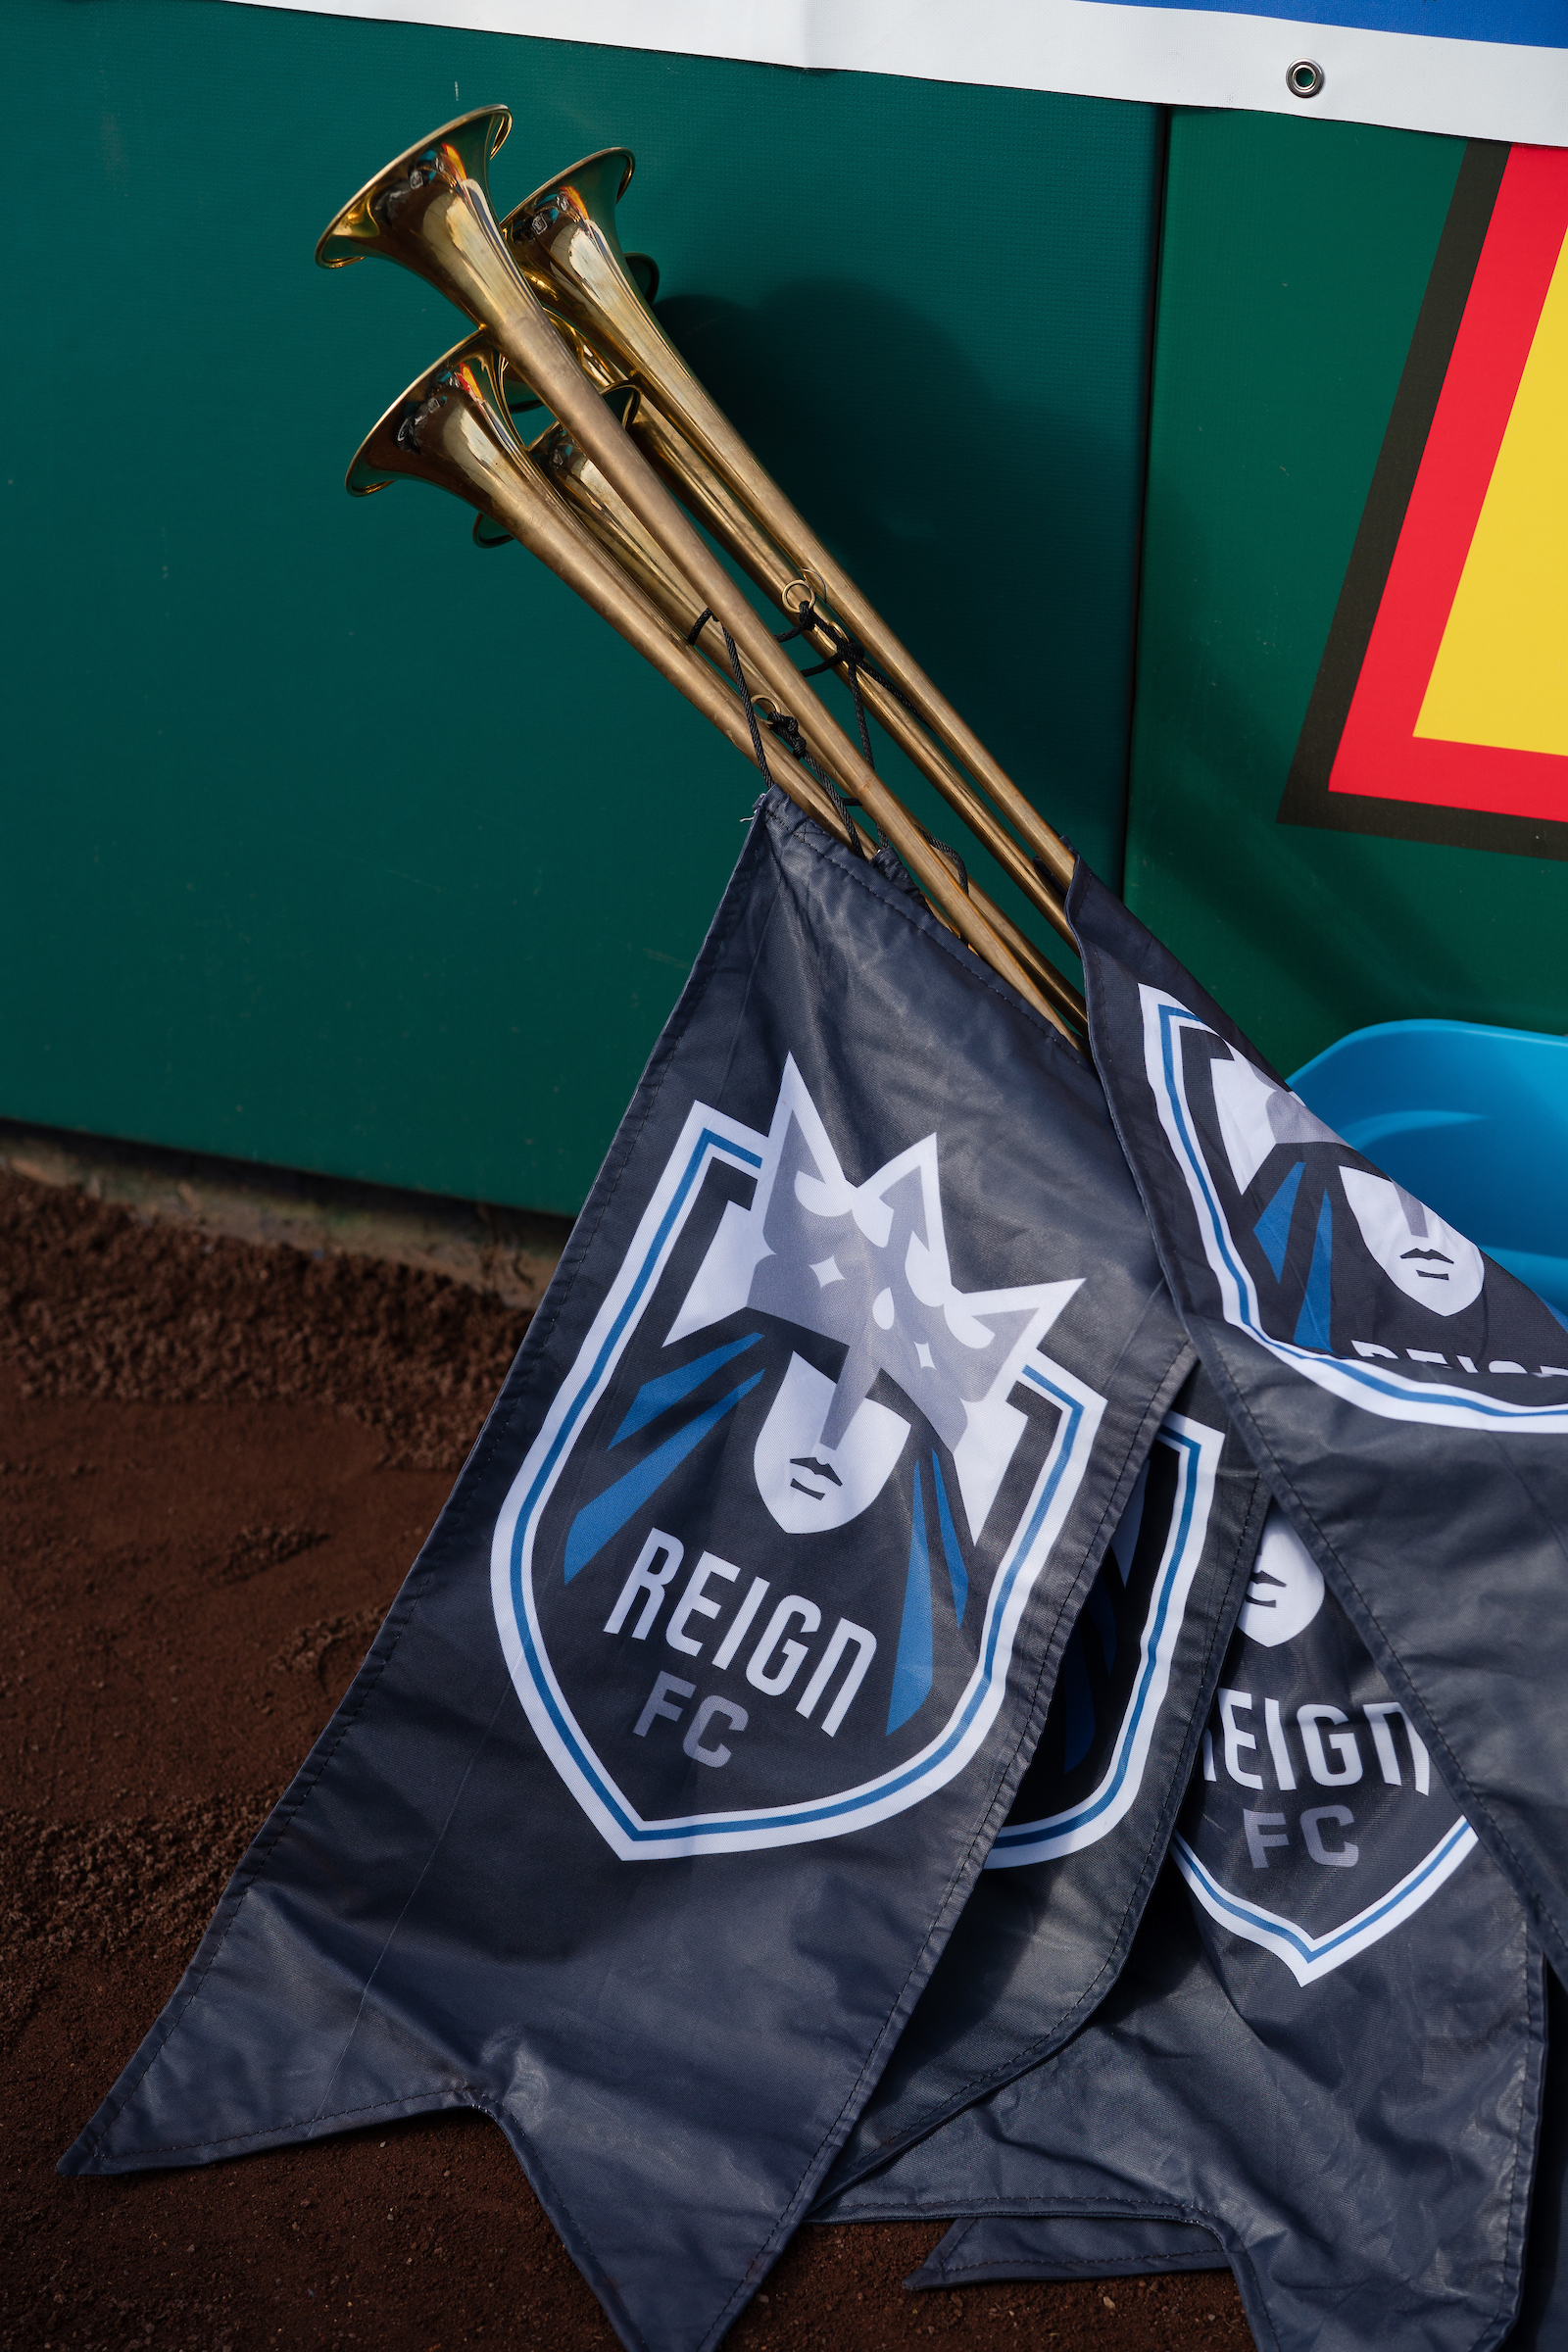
[1328, 146, 1568, 826]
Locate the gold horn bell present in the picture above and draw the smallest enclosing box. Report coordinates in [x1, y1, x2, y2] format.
[318, 109, 1087, 1041]
[343, 330, 850, 835]
[500, 148, 1080, 905]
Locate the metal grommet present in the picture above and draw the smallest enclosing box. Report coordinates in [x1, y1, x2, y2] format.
[782, 564, 828, 614]
[1287, 58, 1325, 98]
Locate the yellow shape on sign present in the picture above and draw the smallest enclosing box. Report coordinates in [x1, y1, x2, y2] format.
[1416, 225, 1568, 760]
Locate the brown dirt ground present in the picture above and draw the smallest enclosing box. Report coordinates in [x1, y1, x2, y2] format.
[1, 1169, 1252, 2352]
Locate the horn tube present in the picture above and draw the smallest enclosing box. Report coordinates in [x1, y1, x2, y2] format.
[317, 110, 1075, 1042]
[619, 384, 1080, 956]
[500, 149, 1078, 899]
[344, 332, 853, 844]
[533, 398, 1088, 1034]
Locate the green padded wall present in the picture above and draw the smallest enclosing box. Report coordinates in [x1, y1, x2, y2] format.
[3, 0, 1161, 1213]
[1126, 108, 1568, 1079]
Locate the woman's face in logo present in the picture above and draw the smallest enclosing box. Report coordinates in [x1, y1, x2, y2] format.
[1205, 1045, 1487, 1323]
[753, 1352, 911, 1534]
[1240, 1510, 1326, 1647]
[1339, 1169, 1485, 1316]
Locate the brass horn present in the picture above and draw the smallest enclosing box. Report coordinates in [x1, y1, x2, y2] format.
[345, 333, 851, 844]
[482, 172, 1080, 974]
[612, 382, 1082, 961]
[317, 110, 1071, 1039]
[499, 150, 1078, 902]
[527, 393, 712, 643]
[529, 393, 1088, 1035]
[341, 342, 1049, 992]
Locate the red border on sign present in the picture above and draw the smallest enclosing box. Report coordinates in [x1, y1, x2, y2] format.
[1328, 144, 1568, 824]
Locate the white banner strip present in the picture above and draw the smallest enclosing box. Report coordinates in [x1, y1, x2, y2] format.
[229, 0, 1567, 146]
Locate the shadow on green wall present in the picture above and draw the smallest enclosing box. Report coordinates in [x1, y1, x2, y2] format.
[3, 0, 1161, 1212]
[660, 281, 1142, 857]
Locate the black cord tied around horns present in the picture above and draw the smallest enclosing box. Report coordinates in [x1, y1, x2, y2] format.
[701, 603, 866, 857]
[758, 707, 865, 857]
[779, 596, 919, 773]
[721, 628, 774, 798]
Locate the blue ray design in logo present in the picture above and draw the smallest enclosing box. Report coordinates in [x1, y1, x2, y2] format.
[887, 1452, 973, 1735]
[888, 1462, 935, 1735]
[1293, 1196, 1335, 1351]
[930, 1452, 967, 1627]
[492, 1063, 1107, 1860]
[1056, 1573, 1122, 1772]
[564, 1369, 764, 1581]
[1057, 1631, 1095, 1774]
[610, 1333, 763, 1447]
[1253, 1162, 1303, 1280]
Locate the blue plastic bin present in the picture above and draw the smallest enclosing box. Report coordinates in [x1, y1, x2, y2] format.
[1291, 1019, 1568, 1315]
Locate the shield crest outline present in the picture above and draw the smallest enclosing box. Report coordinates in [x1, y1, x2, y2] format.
[1140, 985, 1568, 1431]
[1173, 1819, 1479, 1988]
[490, 1090, 1107, 1860]
[986, 1406, 1224, 1867]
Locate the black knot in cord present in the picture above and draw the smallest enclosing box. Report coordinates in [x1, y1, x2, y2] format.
[775, 598, 820, 649]
[770, 591, 882, 782]
[777, 602, 878, 767]
[797, 610, 922, 726]
[760, 709, 808, 760]
[795, 609, 870, 674]
[929, 837, 969, 895]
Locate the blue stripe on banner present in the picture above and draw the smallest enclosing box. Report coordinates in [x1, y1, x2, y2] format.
[930, 1452, 968, 1628]
[1101, 0, 1565, 46]
[1293, 1196, 1335, 1353]
[1178, 1818, 1474, 1964]
[1253, 1162, 1303, 1282]
[610, 1332, 763, 1447]
[887, 1463, 935, 1735]
[564, 1372, 762, 1583]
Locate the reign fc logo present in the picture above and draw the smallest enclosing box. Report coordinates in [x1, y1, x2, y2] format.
[1172, 1510, 1476, 1984]
[1140, 984, 1568, 1430]
[491, 1058, 1104, 1858]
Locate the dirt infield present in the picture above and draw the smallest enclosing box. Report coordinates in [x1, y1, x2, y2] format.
[1, 1169, 1251, 2352]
